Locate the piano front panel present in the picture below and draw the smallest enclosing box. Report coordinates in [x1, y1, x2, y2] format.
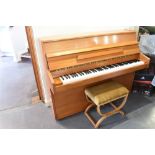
[52, 73, 135, 119]
[47, 44, 139, 72]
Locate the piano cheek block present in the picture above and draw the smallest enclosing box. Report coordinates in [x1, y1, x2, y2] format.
[40, 30, 150, 119]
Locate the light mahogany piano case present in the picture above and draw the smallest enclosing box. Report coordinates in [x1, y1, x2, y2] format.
[40, 30, 150, 119]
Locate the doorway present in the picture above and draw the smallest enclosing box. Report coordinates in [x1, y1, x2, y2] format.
[0, 26, 39, 110]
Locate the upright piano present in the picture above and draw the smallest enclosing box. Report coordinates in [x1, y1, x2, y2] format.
[40, 30, 150, 119]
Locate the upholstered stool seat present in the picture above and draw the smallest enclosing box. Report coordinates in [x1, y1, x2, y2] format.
[85, 81, 129, 106]
[84, 81, 129, 128]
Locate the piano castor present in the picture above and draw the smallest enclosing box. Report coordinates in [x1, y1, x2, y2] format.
[40, 30, 150, 119]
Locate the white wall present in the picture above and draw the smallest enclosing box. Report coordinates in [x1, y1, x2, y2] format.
[32, 26, 136, 105]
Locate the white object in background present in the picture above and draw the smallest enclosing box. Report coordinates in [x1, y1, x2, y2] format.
[139, 35, 155, 55]
[0, 27, 14, 56]
[151, 76, 155, 86]
[9, 26, 28, 62]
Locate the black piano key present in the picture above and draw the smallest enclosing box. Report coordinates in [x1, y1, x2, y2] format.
[102, 66, 107, 69]
[108, 65, 112, 68]
[111, 65, 116, 67]
[134, 60, 140, 62]
[96, 68, 102, 71]
[119, 63, 125, 66]
[74, 73, 78, 77]
[111, 65, 114, 68]
[104, 66, 109, 69]
[91, 69, 97, 72]
[71, 74, 76, 78]
[99, 67, 103, 70]
[128, 61, 134, 64]
[65, 75, 68, 79]
[81, 72, 84, 75]
[66, 75, 70, 79]
[113, 64, 119, 67]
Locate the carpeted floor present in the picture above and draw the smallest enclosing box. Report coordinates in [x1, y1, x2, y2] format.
[0, 56, 37, 110]
[1, 56, 155, 129]
[0, 93, 155, 129]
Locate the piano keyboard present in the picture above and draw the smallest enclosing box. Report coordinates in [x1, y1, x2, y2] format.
[60, 60, 144, 85]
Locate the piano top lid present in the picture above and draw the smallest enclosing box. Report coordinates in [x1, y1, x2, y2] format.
[40, 30, 138, 58]
[39, 30, 136, 42]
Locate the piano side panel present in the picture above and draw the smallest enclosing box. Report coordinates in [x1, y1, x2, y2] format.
[139, 53, 150, 68]
[38, 41, 51, 101]
[51, 73, 135, 119]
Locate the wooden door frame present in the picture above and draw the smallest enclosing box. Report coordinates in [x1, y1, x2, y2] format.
[25, 26, 44, 101]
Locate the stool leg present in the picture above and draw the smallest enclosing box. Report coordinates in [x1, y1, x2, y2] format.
[84, 103, 97, 128]
[94, 95, 129, 128]
[117, 94, 128, 111]
[110, 94, 128, 116]
[111, 94, 128, 116]
[85, 104, 107, 128]
[96, 105, 123, 128]
[95, 116, 106, 128]
[110, 103, 125, 116]
[84, 94, 129, 128]
[84, 103, 95, 114]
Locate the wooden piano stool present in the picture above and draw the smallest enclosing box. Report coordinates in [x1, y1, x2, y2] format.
[84, 81, 129, 128]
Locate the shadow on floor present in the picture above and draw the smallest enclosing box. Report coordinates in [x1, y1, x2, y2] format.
[57, 94, 153, 129]
[0, 93, 154, 129]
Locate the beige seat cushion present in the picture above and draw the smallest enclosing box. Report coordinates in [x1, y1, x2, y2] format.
[85, 81, 129, 106]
